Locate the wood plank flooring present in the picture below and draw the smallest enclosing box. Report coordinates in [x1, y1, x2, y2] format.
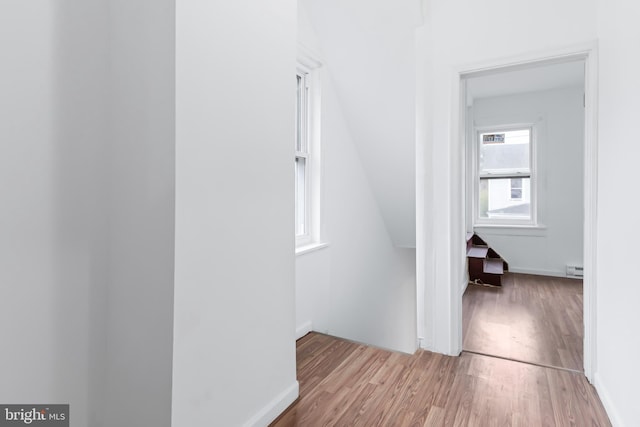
[271, 332, 610, 427]
[463, 273, 583, 371]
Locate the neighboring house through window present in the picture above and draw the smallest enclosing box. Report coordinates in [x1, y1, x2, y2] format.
[510, 177, 523, 200]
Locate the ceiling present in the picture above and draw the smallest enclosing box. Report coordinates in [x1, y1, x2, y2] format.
[466, 60, 585, 103]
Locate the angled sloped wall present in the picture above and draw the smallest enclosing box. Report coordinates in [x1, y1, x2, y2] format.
[296, 2, 417, 354]
[301, 0, 418, 248]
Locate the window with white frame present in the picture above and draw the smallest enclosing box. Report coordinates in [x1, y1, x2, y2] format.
[295, 63, 320, 247]
[475, 127, 535, 224]
[295, 70, 309, 240]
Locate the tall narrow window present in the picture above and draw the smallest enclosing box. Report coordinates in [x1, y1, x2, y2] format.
[295, 53, 322, 250]
[477, 127, 535, 223]
[295, 69, 311, 243]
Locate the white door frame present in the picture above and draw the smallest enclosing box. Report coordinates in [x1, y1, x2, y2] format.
[446, 43, 599, 382]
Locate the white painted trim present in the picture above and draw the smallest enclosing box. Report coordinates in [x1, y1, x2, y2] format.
[507, 267, 568, 278]
[242, 381, 299, 427]
[461, 278, 469, 294]
[449, 70, 466, 357]
[295, 321, 313, 339]
[453, 41, 599, 80]
[327, 332, 418, 356]
[472, 124, 538, 227]
[582, 44, 599, 384]
[446, 43, 599, 372]
[474, 224, 547, 237]
[295, 51, 324, 251]
[297, 44, 323, 70]
[295, 241, 329, 256]
[295, 69, 312, 246]
[414, 22, 431, 352]
[594, 374, 622, 427]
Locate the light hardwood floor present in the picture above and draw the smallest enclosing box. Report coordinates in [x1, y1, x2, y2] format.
[272, 332, 610, 426]
[463, 273, 583, 371]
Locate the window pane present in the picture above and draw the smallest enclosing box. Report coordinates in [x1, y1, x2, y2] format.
[479, 177, 531, 220]
[296, 75, 302, 152]
[295, 157, 306, 235]
[479, 129, 530, 174]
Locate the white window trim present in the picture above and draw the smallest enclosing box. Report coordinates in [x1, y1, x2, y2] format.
[295, 241, 329, 256]
[473, 224, 547, 237]
[295, 68, 311, 246]
[472, 123, 538, 227]
[295, 51, 324, 250]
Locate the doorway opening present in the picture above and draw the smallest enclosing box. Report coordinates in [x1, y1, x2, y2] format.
[462, 59, 586, 372]
[452, 47, 598, 381]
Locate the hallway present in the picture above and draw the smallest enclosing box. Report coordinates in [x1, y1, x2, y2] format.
[272, 332, 609, 426]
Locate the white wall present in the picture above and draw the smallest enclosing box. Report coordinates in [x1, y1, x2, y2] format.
[296, 2, 417, 354]
[173, 1, 298, 426]
[295, 248, 331, 338]
[419, 0, 640, 425]
[470, 87, 584, 277]
[418, 0, 597, 355]
[0, 2, 110, 426]
[99, 2, 176, 426]
[300, 0, 418, 247]
[595, 0, 640, 425]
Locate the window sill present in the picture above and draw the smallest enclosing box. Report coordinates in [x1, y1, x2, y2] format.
[473, 224, 547, 237]
[296, 242, 329, 256]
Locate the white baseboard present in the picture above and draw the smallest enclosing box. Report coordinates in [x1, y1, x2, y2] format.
[295, 321, 313, 340]
[461, 278, 469, 294]
[243, 381, 299, 427]
[594, 373, 622, 427]
[508, 267, 567, 278]
[419, 336, 432, 351]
